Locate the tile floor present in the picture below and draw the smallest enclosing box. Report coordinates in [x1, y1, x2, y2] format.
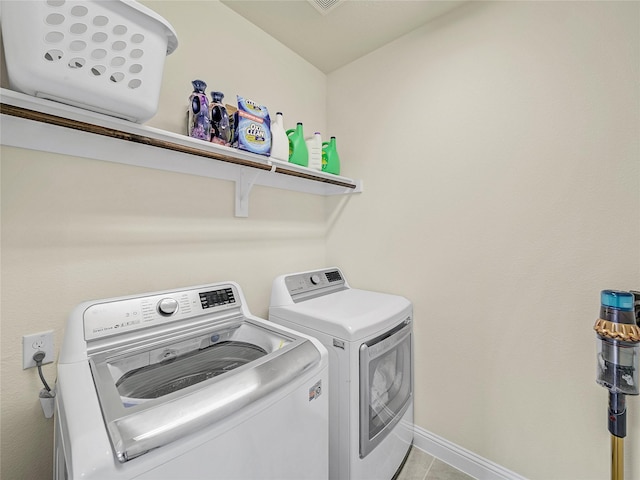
[396, 447, 476, 480]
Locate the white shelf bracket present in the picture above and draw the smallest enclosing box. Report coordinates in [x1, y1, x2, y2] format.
[235, 168, 263, 217]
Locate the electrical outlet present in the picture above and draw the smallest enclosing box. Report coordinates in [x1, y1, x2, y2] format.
[22, 331, 54, 369]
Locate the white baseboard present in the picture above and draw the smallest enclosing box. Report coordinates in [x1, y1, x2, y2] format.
[412, 425, 529, 480]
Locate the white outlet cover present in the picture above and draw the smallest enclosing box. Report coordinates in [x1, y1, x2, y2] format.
[22, 330, 54, 369]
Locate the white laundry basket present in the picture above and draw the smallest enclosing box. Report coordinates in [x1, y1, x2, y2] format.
[1, 0, 178, 123]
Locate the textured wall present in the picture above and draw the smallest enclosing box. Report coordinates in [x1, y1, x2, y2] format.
[0, 1, 328, 478]
[326, 1, 640, 478]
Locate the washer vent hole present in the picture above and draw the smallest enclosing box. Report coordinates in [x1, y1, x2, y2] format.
[128, 79, 142, 89]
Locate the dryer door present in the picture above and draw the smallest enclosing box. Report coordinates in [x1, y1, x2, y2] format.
[359, 318, 413, 458]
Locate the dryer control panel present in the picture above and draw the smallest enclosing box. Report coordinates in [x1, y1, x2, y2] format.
[83, 285, 238, 341]
[285, 268, 348, 303]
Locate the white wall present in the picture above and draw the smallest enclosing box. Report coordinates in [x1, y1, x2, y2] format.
[327, 1, 639, 479]
[0, 2, 327, 478]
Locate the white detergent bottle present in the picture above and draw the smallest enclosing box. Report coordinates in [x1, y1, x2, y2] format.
[270, 112, 289, 162]
[306, 132, 323, 171]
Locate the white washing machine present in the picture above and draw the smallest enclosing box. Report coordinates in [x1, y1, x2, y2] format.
[54, 281, 328, 479]
[269, 268, 413, 480]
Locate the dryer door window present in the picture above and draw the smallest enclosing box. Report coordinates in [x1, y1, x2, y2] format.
[359, 319, 412, 458]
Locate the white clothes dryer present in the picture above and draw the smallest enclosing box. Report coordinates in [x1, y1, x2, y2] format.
[54, 281, 328, 480]
[269, 268, 413, 480]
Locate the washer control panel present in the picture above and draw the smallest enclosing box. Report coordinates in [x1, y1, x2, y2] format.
[285, 268, 347, 303]
[83, 285, 238, 341]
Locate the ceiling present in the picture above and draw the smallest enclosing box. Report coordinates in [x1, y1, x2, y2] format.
[220, 0, 467, 73]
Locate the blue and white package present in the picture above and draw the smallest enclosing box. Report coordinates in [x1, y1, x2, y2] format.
[233, 95, 271, 156]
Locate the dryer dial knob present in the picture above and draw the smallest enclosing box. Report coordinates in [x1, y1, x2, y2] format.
[310, 274, 321, 285]
[158, 298, 179, 316]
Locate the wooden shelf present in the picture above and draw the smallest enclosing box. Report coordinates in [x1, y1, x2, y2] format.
[0, 88, 362, 217]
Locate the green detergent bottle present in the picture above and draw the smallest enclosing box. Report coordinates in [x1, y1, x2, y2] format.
[286, 122, 309, 167]
[322, 136, 340, 175]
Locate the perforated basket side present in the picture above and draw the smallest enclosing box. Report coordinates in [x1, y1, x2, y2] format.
[1, 0, 175, 122]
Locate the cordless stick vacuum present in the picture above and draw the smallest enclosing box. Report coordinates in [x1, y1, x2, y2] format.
[594, 290, 640, 480]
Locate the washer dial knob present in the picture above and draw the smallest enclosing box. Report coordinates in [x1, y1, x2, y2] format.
[310, 274, 321, 285]
[158, 298, 179, 316]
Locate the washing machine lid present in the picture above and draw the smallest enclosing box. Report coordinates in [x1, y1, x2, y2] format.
[89, 317, 321, 463]
[269, 288, 412, 341]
